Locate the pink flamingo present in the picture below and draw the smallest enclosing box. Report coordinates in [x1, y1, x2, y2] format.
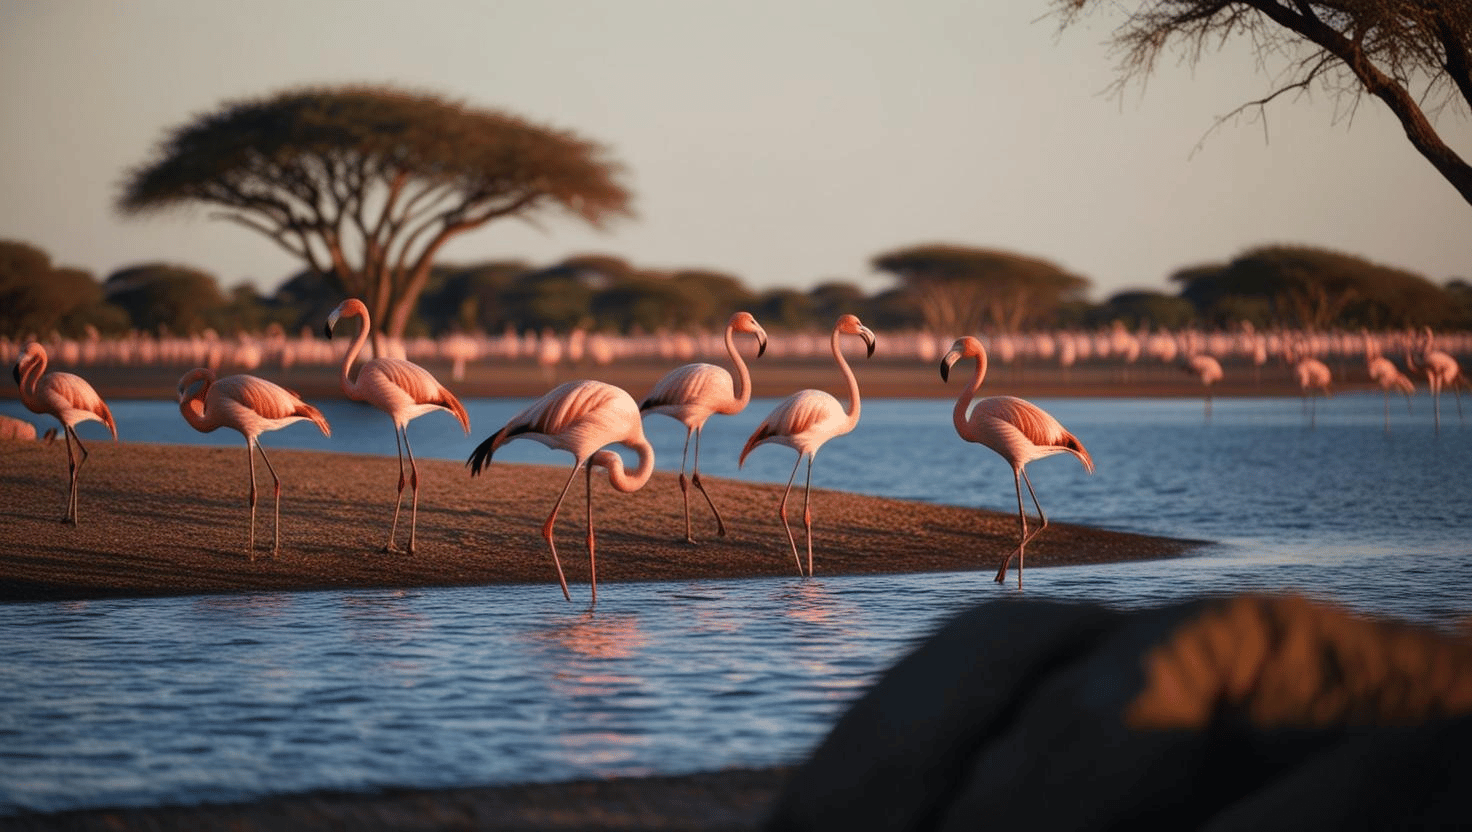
[1364, 332, 1414, 433]
[1406, 326, 1466, 431]
[739, 314, 875, 577]
[941, 336, 1094, 588]
[12, 341, 117, 524]
[467, 380, 655, 605]
[177, 368, 331, 558]
[326, 298, 470, 554]
[1182, 353, 1223, 421]
[1290, 340, 1332, 428]
[640, 311, 768, 543]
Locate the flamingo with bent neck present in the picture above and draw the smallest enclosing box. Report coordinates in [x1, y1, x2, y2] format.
[640, 311, 768, 543]
[176, 367, 331, 558]
[941, 336, 1094, 588]
[467, 379, 655, 606]
[739, 314, 875, 577]
[326, 298, 470, 554]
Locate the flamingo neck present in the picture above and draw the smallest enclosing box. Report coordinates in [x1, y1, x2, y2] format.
[725, 323, 752, 412]
[177, 379, 220, 433]
[16, 351, 44, 402]
[832, 326, 862, 432]
[954, 350, 988, 437]
[339, 307, 371, 399]
[596, 439, 656, 493]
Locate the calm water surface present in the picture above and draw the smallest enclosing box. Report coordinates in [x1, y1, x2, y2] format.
[1, 393, 1469, 814]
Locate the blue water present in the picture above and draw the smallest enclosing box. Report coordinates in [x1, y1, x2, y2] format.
[1, 393, 1469, 814]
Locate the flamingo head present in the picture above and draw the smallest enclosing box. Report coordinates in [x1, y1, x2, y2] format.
[13, 342, 44, 383]
[324, 298, 368, 340]
[730, 311, 769, 358]
[176, 367, 216, 403]
[939, 336, 984, 382]
[836, 314, 876, 358]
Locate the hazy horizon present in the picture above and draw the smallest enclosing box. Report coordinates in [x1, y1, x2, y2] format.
[3, 1, 1469, 303]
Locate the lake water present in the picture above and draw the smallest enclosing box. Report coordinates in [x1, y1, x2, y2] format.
[2, 393, 1469, 814]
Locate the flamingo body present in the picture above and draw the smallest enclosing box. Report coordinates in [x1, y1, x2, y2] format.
[12, 341, 117, 524]
[1183, 353, 1223, 421]
[740, 314, 875, 577]
[327, 298, 469, 554]
[468, 379, 655, 605]
[942, 336, 1093, 588]
[1407, 327, 1466, 431]
[176, 368, 331, 557]
[641, 312, 768, 542]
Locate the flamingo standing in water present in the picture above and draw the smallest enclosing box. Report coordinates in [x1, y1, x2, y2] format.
[467, 380, 655, 606]
[177, 368, 331, 558]
[1364, 332, 1414, 433]
[1182, 353, 1223, 422]
[941, 336, 1094, 588]
[640, 311, 768, 543]
[1290, 340, 1332, 428]
[1406, 326, 1466, 431]
[326, 298, 470, 554]
[12, 341, 117, 524]
[740, 314, 875, 577]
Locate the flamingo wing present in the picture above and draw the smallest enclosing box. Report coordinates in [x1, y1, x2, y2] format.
[37, 373, 117, 437]
[740, 390, 842, 464]
[640, 363, 732, 419]
[361, 358, 470, 431]
[966, 396, 1093, 472]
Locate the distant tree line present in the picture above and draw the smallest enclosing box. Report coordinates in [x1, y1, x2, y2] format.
[2, 238, 1468, 341]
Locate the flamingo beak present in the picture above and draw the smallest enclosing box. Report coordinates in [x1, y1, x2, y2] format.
[10, 364, 17, 385]
[324, 308, 343, 340]
[862, 328, 876, 358]
[756, 331, 768, 358]
[940, 351, 960, 382]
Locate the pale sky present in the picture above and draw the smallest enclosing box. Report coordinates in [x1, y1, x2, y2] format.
[2, 1, 1469, 303]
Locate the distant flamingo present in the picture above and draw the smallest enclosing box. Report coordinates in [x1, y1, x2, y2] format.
[1182, 353, 1223, 422]
[1406, 326, 1466, 431]
[177, 368, 331, 558]
[941, 336, 1094, 588]
[326, 298, 470, 554]
[1290, 340, 1332, 428]
[640, 311, 768, 543]
[1364, 331, 1413, 433]
[467, 380, 655, 605]
[12, 341, 117, 524]
[739, 314, 875, 577]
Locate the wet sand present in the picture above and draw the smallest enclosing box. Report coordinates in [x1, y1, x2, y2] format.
[0, 442, 1198, 602]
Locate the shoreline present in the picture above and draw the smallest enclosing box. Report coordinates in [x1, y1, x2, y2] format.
[0, 354, 1367, 402]
[0, 442, 1201, 603]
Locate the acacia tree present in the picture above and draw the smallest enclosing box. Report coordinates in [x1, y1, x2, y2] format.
[1053, 1, 1472, 206]
[872, 244, 1091, 334]
[117, 85, 634, 347]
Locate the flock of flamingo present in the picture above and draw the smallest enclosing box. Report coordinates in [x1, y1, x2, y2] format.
[10, 302, 1469, 603]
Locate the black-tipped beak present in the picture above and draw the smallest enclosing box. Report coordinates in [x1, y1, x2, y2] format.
[940, 352, 959, 382]
[10, 364, 18, 385]
[323, 322, 334, 340]
[863, 330, 876, 358]
[756, 333, 768, 358]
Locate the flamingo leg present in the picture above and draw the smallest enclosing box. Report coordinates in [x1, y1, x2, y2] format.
[245, 440, 259, 559]
[586, 463, 597, 608]
[995, 468, 1028, 586]
[677, 428, 694, 543]
[59, 426, 80, 524]
[802, 456, 815, 578]
[777, 454, 805, 576]
[255, 440, 284, 557]
[386, 425, 407, 553]
[1015, 469, 1050, 589]
[405, 427, 421, 555]
[71, 429, 92, 524]
[689, 426, 727, 539]
[541, 464, 580, 602]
